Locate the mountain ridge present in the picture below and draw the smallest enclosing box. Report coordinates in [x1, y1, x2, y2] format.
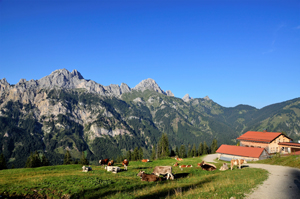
[0, 69, 299, 168]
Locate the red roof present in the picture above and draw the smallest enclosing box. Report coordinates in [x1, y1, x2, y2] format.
[216, 144, 265, 158]
[279, 142, 300, 147]
[236, 131, 284, 143]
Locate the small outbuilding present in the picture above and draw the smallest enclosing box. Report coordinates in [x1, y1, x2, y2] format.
[216, 144, 270, 161]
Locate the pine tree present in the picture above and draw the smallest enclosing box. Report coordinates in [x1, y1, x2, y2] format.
[151, 144, 156, 160]
[139, 147, 143, 160]
[203, 141, 208, 155]
[0, 153, 7, 170]
[63, 150, 72, 165]
[126, 150, 132, 161]
[162, 133, 170, 157]
[192, 144, 197, 157]
[187, 144, 192, 157]
[179, 145, 186, 158]
[175, 146, 179, 157]
[25, 151, 42, 168]
[133, 147, 139, 161]
[41, 153, 50, 166]
[210, 138, 218, 154]
[79, 152, 89, 165]
[198, 142, 203, 156]
[158, 133, 170, 158]
[25, 152, 33, 168]
[33, 151, 41, 167]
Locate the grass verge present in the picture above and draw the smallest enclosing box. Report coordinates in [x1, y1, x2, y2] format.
[255, 154, 300, 169]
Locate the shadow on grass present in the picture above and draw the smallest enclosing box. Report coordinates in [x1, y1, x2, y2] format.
[241, 165, 249, 169]
[135, 167, 153, 170]
[76, 172, 192, 198]
[174, 173, 189, 179]
[137, 175, 216, 199]
[75, 178, 170, 199]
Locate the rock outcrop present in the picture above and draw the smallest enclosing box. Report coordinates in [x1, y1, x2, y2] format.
[166, 90, 174, 97]
[182, 94, 193, 102]
[133, 78, 166, 95]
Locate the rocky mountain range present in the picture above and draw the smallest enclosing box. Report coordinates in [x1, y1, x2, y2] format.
[0, 69, 299, 167]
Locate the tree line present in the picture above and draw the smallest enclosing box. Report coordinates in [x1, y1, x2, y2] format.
[0, 133, 218, 170]
[149, 133, 218, 160]
[115, 133, 218, 163]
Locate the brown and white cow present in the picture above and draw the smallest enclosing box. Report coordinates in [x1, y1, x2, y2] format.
[99, 158, 109, 165]
[152, 166, 174, 180]
[198, 161, 217, 171]
[137, 171, 162, 182]
[179, 165, 193, 168]
[122, 159, 129, 170]
[175, 157, 183, 161]
[107, 160, 114, 166]
[141, 159, 149, 162]
[231, 159, 247, 170]
[173, 162, 179, 167]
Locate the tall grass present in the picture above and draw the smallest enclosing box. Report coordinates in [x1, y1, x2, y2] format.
[0, 157, 268, 199]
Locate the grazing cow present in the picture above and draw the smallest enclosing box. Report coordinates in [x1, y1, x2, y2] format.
[99, 158, 109, 165]
[105, 166, 120, 173]
[141, 159, 149, 162]
[152, 166, 174, 180]
[82, 165, 92, 172]
[219, 163, 229, 171]
[173, 162, 179, 166]
[231, 159, 247, 170]
[137, 171, 162, 182]
[175, 157, 183, 161]
[122, 159, 129, 170]
[107, 160, 114, 166]
[198, 161, 217, 171]
[179, 165, 193, 168]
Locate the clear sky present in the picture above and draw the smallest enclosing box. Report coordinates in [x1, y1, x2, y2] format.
[1, 0, 299, 109]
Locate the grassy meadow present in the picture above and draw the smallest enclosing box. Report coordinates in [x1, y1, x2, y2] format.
[0, 156, 268, 199]
[255, 154, 300, 169]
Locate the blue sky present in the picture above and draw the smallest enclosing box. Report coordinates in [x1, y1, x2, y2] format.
[1, 0, 299, 109]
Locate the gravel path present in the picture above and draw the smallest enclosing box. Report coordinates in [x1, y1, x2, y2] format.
[203, 154, 300, 199]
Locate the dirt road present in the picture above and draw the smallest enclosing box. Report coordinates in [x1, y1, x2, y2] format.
[203, 154, 300, 199]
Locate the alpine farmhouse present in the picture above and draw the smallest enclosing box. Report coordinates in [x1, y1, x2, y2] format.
[216, 130, 300, 161]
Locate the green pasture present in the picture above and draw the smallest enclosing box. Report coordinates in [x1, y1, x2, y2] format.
[255, 154, 300, 169]
[0, 157, 268, 199]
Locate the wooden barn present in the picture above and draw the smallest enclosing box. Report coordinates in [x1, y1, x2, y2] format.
[216, 144, 269, 161]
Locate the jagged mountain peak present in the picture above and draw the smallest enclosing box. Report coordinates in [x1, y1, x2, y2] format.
[71, 69, 84, 79]
[1, 69, 173, 98]
[182, 94, 193, 102]
[204, 96, 210, 101]
[133, 78, 166, 95]
[38, 68, 84, 89]
[165, 90, 174, 97]
[48, 68, 84, 80]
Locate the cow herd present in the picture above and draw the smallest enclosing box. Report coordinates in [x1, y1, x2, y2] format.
[82, 157, 247, 182]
